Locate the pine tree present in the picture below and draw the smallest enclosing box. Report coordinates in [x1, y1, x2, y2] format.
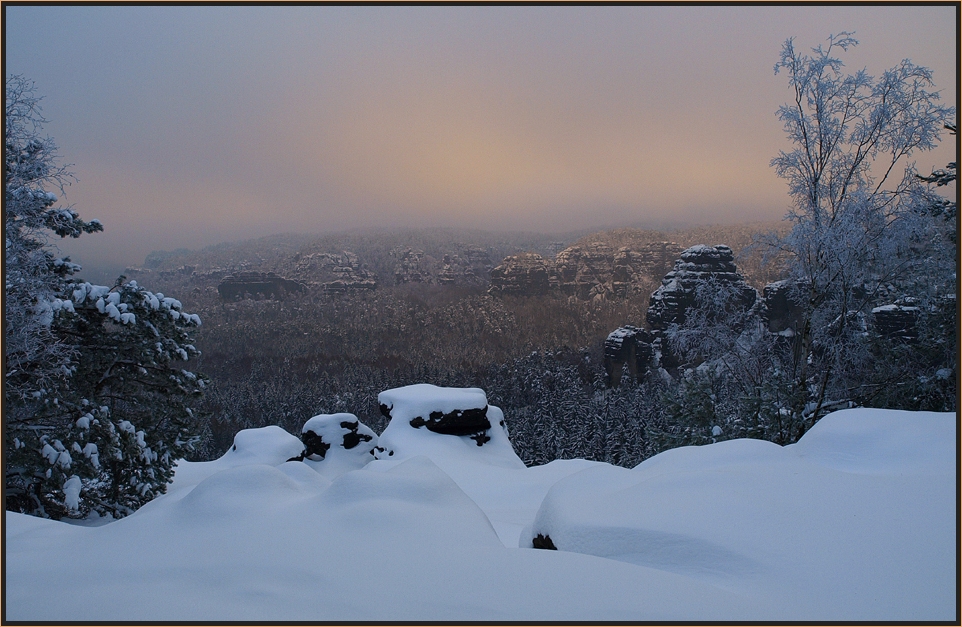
[4, 77, 208, 519]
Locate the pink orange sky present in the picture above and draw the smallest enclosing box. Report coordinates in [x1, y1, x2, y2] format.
[4, 5, 957, 278]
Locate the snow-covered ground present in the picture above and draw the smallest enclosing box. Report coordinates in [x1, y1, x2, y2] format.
[4, 385, 957, 621]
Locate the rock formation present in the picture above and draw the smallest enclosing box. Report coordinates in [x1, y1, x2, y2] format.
[289, 250, 377, 293]
[392, 246, 495, 286]
[646, 245, 757, 331]
[554, 242, 616, 299]
[603, 325, 655, 387]
[872, 301, 921, 342]
[217, 271, 306, 300]
[488, 253, 554, 296]
[437, 247, 494, 285]
[374, 384, 518, 456]
[605, 245, 758, 384]
[488, 241, 683, 299]
[392, 247, 433, 285]
[287, 413, 379, 477]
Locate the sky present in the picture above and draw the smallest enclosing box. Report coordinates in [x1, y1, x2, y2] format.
[4, 5, 957, 278]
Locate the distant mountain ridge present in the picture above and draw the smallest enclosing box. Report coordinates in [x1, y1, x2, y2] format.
[128, 222, 787, 292]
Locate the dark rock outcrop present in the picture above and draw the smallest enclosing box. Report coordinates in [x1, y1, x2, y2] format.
[762, 280, 806, 335]
[872, 301, 920, 342]
[646, 245, 757, 331]
[217, 271, 306, 300]
[401, 406, 492, 438]
[340, 419, 375, 450]
[604, 245, 758, 385]
[488, 253, 553, 295]
[489, 241, 684, 299]
[603, 325, 655, 387]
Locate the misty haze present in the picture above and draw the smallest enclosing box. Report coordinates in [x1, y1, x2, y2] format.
[3, 5, 957, 622]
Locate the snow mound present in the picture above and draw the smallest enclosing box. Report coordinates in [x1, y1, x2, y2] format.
[786, 407, 955, 474]
[176, 463, 328, 522]
[223, 425, 305, 466]
[528, 408, 957, 620]
[375, 384, 521, 468]
[169, 425, 305, 493]
[5, 407, 955, 621]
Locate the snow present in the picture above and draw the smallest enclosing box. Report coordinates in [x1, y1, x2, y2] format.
[528, 409, 956, 620]
[62, 476, 82, 512]
[4, 397, 956, 621]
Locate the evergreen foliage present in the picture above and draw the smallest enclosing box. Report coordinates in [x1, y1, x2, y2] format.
[4, 77, 207, 519]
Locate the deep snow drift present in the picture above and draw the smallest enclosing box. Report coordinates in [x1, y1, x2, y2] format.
[4, 385, 957, 621]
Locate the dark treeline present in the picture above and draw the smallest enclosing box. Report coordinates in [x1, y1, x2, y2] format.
[182, 280, 663, 464]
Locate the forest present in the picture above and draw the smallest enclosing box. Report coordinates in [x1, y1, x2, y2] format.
[5, 30, 957, 522]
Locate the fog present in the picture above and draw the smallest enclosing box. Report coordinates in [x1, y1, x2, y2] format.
[4, 5, 956, 280]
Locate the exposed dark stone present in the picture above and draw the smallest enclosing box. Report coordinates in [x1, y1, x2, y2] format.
[532, 534, 557, 550]
[872, 302, 921, 342]
[603, 325, 654, 386]
[762, 280, 806, 334]
[301, 430, 331, 461]
[469, 432, 491, 446]
[217, 271, 305, 300]
[340, 420, 374, 450]
[408, 406, 492, 437]
[379, 403, 393, 420]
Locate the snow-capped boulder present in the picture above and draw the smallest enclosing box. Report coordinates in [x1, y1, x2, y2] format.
[222, 426, 306, 466]
[169, 426, 308, 493]
[374, 384, 520, 467]
[291, 413, 378, 479]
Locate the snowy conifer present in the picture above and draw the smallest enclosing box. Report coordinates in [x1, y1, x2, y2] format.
[5, 77, 208, 519]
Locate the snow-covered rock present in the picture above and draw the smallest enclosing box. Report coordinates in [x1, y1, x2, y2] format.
[296, 413, 378, 479]
[646, 244, 757, 332]
[375, 384, 518, 464]
[168, 426, 305, 493]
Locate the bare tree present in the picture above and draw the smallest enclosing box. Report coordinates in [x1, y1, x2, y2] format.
[766, 33, 954, 432]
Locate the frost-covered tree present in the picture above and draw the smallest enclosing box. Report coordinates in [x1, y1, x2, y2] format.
[660, 277, 803, 447]
[5, 75, 102, 402]
[766, 33, 955, 433]
[5, 77, 208, 519]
